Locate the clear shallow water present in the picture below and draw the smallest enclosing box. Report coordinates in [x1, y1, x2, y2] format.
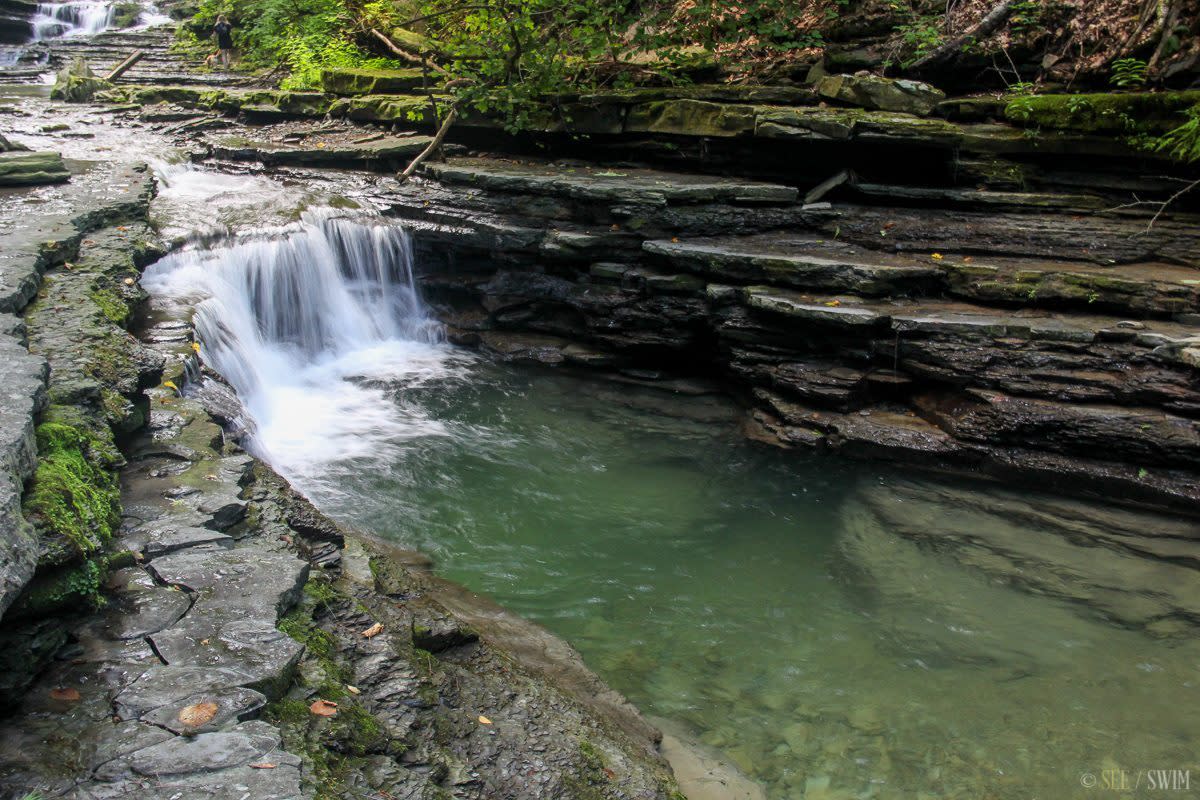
[285, 363, 1200, 800]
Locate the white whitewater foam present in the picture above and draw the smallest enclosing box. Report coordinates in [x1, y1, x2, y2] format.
[142, 209, 470, 500]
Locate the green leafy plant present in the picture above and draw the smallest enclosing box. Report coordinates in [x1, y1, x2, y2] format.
[1148, 105, 1200, 163]
[1006, 81, 1037, 96]
[1109, 57, 1147, 88]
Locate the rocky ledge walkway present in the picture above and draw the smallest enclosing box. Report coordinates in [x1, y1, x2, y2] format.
[0, 137, 683, 798]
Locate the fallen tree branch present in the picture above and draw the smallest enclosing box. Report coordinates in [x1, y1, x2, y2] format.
[907, 0, 1020, 71]
[105, 49, 144, 82]
[1103, 176, 1200, 232]
[370, 28, 450, 75]
[397, 105, 458, 184]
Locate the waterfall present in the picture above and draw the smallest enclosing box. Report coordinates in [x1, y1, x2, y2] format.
[142, 210, 465, 498]
[31, 1, 117, 39]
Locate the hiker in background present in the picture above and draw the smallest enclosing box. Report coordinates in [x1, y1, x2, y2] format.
[213, 15, 234, 67]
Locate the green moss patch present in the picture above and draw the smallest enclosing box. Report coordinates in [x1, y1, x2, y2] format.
[1004, 90, 1200, 135]
[23, 421, 120, 559]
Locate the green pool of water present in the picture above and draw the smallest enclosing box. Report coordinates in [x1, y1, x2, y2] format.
[312, 362, 1200, 800]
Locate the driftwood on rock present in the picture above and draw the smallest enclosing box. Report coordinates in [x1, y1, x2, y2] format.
[397, 106, 458, 184]
[907, 0, 1020, 71]
[105, 49, 144, 82]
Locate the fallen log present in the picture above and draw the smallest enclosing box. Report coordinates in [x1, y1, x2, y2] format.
[907, 1, 1019, 71]
[105, 49, 144, 82]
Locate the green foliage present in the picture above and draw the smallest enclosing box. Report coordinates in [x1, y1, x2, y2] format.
[1006, 81, 1037, 96]
[24, 422, 120, 559]
[1009, 0, 1044, 31]
[1145, 105, 1200, 162]
[888, 0, 943, 66]
[1109, 57, 1148, 88]
[191, 0, 407, 87]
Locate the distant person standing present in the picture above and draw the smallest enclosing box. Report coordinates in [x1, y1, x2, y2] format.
[213, 15, 234, 67]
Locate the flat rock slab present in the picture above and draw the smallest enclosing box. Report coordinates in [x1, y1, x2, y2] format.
[114, 666, 255, 720]
[645, 234, 941, 295]
[149, 616, 303, 694]
[147, 548, 308, 606]
[140, 686, 267, 735]
[0, 150, 70, 186]
[741, 286, 1200, 350]
[101, 585, 192, 640]
[209, 134, 435, 166]
[143, 527, 234, 559]
[424, 157, 799, 205]
[91, 721, 302, 798]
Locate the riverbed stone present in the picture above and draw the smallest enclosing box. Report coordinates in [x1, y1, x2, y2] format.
[147, 547, 308, 604]
[139, 686, 268, 734]
[100, 584, 192, 639]
[124, 721, 299, 777]
[0, 150, 70, 186]
[142, 526, 234, 559]
[113, 665, 256, 720]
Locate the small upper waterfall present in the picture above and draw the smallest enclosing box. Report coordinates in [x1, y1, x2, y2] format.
[143, 210, 465, 498]
[31, 1, 117, 39]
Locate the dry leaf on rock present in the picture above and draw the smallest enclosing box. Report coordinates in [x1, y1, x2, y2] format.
[50, 687, 80, 701]
[361, 622, 384, 638]
[478, 715, 492, 725]
[250, 763, 277, 769]
[310, 699, 339, 717]
[177, 701, 219, 728]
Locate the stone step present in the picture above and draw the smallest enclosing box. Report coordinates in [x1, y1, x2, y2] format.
[208, 132, 435, 166]
[422, 156, 800, 206]
[737, 285, 1198, 349]
[646, 232, 1200, 316]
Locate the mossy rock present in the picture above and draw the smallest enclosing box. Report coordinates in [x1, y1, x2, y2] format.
[1004, 90, 1200, 134]
[0, 151, 69, 186]
[320, 68, 430, 96]
[23, 420, 120, 563]
[111, 1, 142, 28]
[331, 94, 437, 125]
[625, 99, 757, 137]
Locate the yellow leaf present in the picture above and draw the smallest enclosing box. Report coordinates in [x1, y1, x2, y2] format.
[191, 342, 201, 353]
[361, 622, 384, 639]
[123, 277, 135, 286]
[931, 253, 944, 260]
[346, 685, 361, 695]
[478, 715, 492, 725]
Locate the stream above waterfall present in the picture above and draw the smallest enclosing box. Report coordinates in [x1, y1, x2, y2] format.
[137, 182, 1200, 799]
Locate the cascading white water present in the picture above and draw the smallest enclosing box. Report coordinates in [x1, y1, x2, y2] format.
[142, 210, 468, 499]
[31, 1, 116, 40]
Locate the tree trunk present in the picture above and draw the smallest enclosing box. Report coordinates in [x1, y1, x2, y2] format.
[907, 1, 1020, 71]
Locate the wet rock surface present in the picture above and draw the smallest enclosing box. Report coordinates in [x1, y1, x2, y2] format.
[372, 154, 1200, 510]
